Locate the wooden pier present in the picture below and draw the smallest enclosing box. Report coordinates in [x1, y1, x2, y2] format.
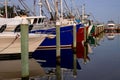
[104, 28, 120, 33]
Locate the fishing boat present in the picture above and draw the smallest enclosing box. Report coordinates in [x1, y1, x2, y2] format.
[32, 3, 94, 70]
[105, 20, 116, 33]
[28, 0, 83, 70]
[107, 20, 116, 29]
[0, 0, 47, 32]
[31, 2, 95, 64]
[0, 17, 22, 32]
[0, 32, 50, 54]
[30, 0, 83, 47]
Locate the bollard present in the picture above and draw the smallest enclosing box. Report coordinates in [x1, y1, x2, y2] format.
[20, 18, 29, 80]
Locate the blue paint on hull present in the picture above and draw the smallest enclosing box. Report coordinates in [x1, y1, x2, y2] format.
[32, 49, 81, 69]
[32, 24, 83, 69]
[31, 24, 83, 46]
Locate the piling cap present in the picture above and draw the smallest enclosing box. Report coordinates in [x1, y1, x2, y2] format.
[73, 22, 76, 26]
[56, 21, 60, 26]
[21, 18, 29, 24]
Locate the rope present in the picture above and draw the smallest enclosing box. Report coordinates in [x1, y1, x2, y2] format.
[0, 34, 20, 53]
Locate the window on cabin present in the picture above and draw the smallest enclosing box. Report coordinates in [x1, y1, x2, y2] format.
[38, 18, 44, 23]
[33, 18, 37, 24]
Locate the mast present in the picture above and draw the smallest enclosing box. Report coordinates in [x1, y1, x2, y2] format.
[38, 0, 42, 16]
[0, 0, 11, 18]
[4, 0, 9, 18]
[60, 0, 63, 19]
[45, 0, 54, 20]
[82, 4, 85, 24]
[45, 0, 52, 13]
[63, 0, 72, 18]
[5, 0, 8, 18]
[55, 0, 59, 20]
[18, 0, 35, 16]
[33, 0, 36, 16]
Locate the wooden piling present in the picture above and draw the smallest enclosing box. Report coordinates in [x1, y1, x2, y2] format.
[56, 21, 61, 80]
[55, 0, 61, 79]
[73, 23, 77, 77]
[20, 19, 29, 80]
[83, 25, 87, 63]
[81, 4, 87, 63]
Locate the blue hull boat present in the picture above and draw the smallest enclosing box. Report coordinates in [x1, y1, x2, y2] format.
[31, 24, 83, 46]
[31, 23, 83, 69]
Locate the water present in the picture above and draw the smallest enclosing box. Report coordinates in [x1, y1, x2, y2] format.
[77, 33, 120, 80]
[35, 33, 120, 80]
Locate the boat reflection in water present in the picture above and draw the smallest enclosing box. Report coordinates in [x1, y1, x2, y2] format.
[106, 33, 115, 40]
[0, 58, 46, 79]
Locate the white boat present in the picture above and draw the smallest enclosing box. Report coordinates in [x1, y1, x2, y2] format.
[0, 32, 49, 54]
[0, 0, 47, 32]
[0, 17, 22, 32]
[0, 0, 76, 32]
[107, 20, 116, 29]
[0, 15, 47, 32]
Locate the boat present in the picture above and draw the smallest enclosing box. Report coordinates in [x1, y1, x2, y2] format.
[0, 17, 22, 32]
[105, 21, 116, 39]
[105, 20, 116, 33]
[0, 0, 77, 33]
[0, 32, 50, 54]
[107, 20, 116, 29]
[0, 0, 47, 32]
[30, 0, 83, 47]
[28, 0, 84, 69]
[76, 25, 92, 61]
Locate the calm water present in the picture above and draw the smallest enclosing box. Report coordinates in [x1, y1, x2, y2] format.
[77, 33, 120, 80]
[34, 33, 120, 80]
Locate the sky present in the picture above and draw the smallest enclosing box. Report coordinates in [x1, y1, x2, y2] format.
[75, 0, 120, 24]
[22, 0, 120, 24]
[1, 0, 120, 24]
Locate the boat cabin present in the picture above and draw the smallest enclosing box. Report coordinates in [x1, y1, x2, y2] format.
[26, 16, 46, 25]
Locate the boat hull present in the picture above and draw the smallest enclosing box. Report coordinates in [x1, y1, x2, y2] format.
[0, 32, 46, 54]
[0, 17, 22, 32]
[31, 24, 83, 69]
[32, 24, 83, 46]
